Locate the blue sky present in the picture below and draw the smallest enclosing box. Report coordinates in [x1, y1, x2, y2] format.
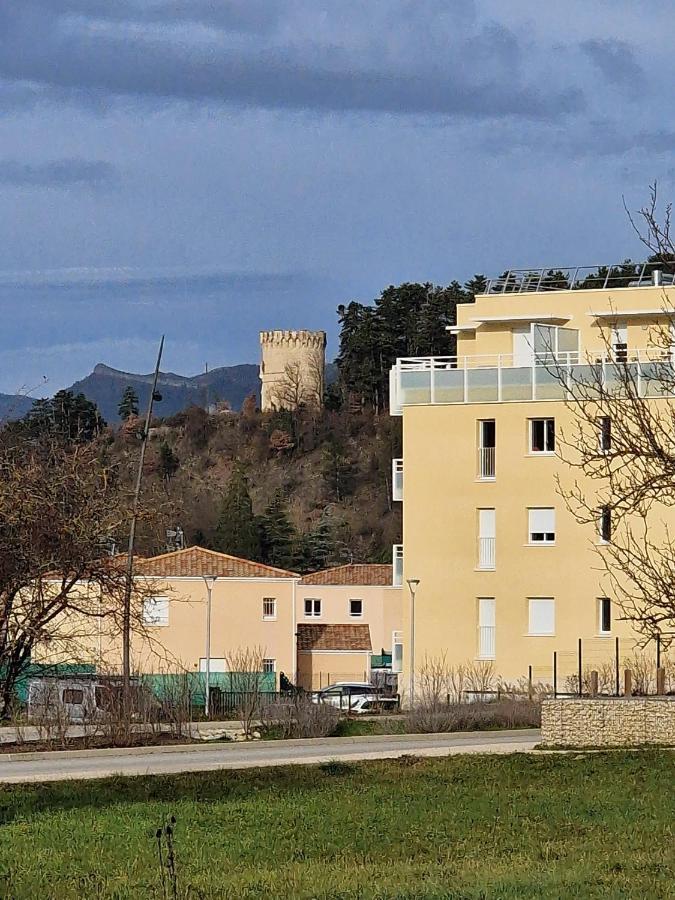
[1, 0, 674, 393]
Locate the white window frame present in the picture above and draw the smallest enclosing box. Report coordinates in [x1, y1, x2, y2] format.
[598, 597, 611, 635]
[262, 658, 276, 674]
[262, 597, 277, 620]
[349, 599, 363, 618]
[477, 597, 496, 660]
[142, 597, 169, 627]
[304, 598, 322, 618]
[528, 598, 555, 636]
[199, 658, 227, 673]
[528, 508, 556, 544]
[529, 418, 555, 454]
[477, 508, 496, 569]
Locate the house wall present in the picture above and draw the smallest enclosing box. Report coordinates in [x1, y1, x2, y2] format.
[295, 585, 402, 655]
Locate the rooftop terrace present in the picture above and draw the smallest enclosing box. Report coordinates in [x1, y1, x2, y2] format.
[482, 262, 675, 295]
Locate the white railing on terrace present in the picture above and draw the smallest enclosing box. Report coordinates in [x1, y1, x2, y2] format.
[478, 447, 495, 479]
[483, 264, 675, 295]
[393, 544, 403, 587]
[478, 537, 496, 570]
[392, 458, 403, 501]
[478, 625, 496, 660]
[391, 348, 674, 409]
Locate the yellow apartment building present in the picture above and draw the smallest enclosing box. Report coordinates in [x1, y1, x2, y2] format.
[390, 264, 675, 694]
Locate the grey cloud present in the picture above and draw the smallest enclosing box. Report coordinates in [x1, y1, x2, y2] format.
[0, 158, 118, 188]
[582, 39, 644, 89]
[0, 5, 583, 121]
[38, 0, 282, 33]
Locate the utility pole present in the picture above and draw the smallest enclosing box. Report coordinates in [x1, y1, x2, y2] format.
[122, 336, 164, 709]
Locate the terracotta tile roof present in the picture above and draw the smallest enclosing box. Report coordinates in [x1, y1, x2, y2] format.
[135, 546, 297, 579]
[299, 564, 393, 586]
[297, 624, 372, 652]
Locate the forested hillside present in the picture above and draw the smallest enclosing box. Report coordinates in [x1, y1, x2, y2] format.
[3, 278, 484, 568]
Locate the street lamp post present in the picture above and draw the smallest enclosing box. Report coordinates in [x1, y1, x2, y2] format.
[406, 578, 420, 707]
[202, 576, 218, 717]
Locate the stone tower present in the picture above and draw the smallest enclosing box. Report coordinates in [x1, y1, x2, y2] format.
[259, 330, 327, 411]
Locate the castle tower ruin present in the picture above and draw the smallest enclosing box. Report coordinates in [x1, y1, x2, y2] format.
[259, 330, 327, 411]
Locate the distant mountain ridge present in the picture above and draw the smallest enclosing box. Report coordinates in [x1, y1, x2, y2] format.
[0, 392, 33, 422]
[68, 363, 261, 422]
[1, 361, 339, 423]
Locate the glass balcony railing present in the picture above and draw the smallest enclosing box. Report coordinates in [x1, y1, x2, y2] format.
[392, 459, 403, 501]
[390, 349, 674, 411]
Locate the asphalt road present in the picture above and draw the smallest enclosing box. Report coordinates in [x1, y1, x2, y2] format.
[0, 729, 540, 783]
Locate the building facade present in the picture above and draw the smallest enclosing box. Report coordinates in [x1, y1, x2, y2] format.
[390, 264, 675, 693]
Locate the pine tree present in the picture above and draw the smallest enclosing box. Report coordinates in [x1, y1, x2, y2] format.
[25, 390, 105, 444]
[214, 465, 261, 560]
[158, 441, 180, 482]
[260, 490, 298, 570]
[118, 386, 139, 421]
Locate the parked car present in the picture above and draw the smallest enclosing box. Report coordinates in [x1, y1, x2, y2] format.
[313, 682, 399, 714]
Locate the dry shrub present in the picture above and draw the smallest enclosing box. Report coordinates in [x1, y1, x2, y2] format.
[564, 662, 617, 697]
[406, 698, 541, 734]
[622, 652, 656, 695]
[261, 693, 340, 739]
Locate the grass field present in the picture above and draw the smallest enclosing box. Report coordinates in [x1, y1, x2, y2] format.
[0, 751, 674, 898]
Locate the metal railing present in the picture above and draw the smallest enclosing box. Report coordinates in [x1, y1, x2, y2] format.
[392, 458, 403, 501]
[482, 263, 675, 295]
[477, 537, 495, 570]
[478, 446, 495, 479]
[393, 544, 403, 587]
[391, 348, 675, 409]
[477, 626, 496, 660]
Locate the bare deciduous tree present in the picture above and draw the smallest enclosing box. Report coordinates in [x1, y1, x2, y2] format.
[0, 437, 155, 717]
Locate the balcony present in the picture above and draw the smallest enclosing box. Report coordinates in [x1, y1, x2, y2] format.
[392, 458, 403, 501]
[478, 447, 495, 480]
[390, 348, 674, 412]
[477, 537, 495, 570]
[393, 544, 403, 587]
[477, 625, 495, 659]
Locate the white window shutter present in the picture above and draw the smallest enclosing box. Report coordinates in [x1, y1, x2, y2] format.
[529, 508, 554, 534]
[529, 599, 554, 634]
[479, 508, 496, 538]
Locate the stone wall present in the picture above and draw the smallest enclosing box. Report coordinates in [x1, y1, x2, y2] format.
[542, 697, 675, 747]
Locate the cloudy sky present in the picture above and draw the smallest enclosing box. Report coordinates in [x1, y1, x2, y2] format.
[1, 0, 673, 394]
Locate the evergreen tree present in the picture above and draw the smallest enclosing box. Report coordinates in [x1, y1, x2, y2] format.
[158, 441, 180, 481]
[321, 438, 355, 502]
[118, 386, 139, 421]
[260, 489, 298, 570]
[214, 465, 261, 560]
[24, 390, 105, 444]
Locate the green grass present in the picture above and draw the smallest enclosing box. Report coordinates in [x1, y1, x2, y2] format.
[0, 752, 674, 898]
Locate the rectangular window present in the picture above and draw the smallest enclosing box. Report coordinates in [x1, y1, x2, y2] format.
[478, 508, 496, 569]
[62, 689, 84, 705]
[530, 418, 555, 453]
[349, 599, 363, 617]
[143, 597, 169, 626]
[528, 598, 555, 635]
[262, 597, 276, 619]
[478, 420, 496, 479]
[304, 598, 321, 617]
[199, 658, 227, 673]
[263, 658, 276, 674]
[528, 508, 555, 543]
[599, 417, 611, 452]
[477, 597, 496, 659]
[598, 597, 611, 634]
[599, 506, 612, 543]
[612, 323, 628, 363]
